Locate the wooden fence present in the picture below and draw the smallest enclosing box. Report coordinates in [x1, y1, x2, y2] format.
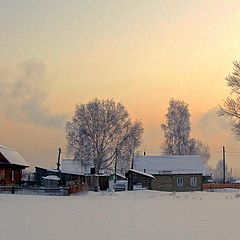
[0, 181, 89, 196]
[0, 186, 69, 196]
[202, 183, 240, 191]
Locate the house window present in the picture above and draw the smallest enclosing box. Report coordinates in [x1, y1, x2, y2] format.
[190, 177, 197, 187]
[177, 177, 183, 187]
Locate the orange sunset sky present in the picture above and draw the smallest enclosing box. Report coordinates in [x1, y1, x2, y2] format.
[1, 1, 240, 174]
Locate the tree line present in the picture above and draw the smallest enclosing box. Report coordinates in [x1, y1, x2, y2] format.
[66, 60, 240, 174]
[66, 98, 210, 174]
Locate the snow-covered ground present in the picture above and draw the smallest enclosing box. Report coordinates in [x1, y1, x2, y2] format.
[0, 190, 240, 240]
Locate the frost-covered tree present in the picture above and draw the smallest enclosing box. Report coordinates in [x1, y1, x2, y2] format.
[161, 98, 210, 163]
[218, 61, 240, 139]
[161, 99, 191, 155]
[213, 160, 230, 182]
[188, 139, 210, 164]
[66, 98, 143, 174]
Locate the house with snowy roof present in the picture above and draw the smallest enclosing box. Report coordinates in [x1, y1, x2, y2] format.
[0, 145, 29, 185]
[131, 155, 206, 191]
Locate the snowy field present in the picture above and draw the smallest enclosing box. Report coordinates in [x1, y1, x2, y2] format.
[1, 190, 240, 240]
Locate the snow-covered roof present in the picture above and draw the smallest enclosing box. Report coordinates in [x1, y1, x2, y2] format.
[61, 159, 92, 175]
[109, 173, 127, 179]
[233, 179, 240, 184]
[43, 175, 60, 181]
[129, 169, 155, 179]
[133, 155, 205, 175]
[0, 145, 29, 167]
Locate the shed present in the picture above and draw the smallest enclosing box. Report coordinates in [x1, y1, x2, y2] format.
[35, 166, 84, 186]
[43, 175, 61, 188]
[0, 145, 29, 185]
[127, 169, 155, 190]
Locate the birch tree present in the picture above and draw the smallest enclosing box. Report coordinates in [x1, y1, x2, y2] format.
[161, 98, 210, 163]
[161, 99, 191, 155]
[66, 98, 143, 174]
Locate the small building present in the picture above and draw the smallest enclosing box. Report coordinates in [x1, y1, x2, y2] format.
[133, 155, 206, 192]
[85, 174, 109, 191]
[60, 159, 109, 191]
[43, 175, 61, 188]
[127, 169, 155, 190]
[0, 145, 29, 185]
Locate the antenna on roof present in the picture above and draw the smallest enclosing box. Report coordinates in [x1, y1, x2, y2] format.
[143, 145, 146, 156]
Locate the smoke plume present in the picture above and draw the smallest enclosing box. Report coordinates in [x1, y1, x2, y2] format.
[195, 107, 235, 145]
[0, 59, 66, 129]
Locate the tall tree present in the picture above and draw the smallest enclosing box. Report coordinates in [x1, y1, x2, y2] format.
[161, 99, 191, 155]
[218, 61, 240, 138]
[66, 98, 143, 174]
[161, 98, 210, 163]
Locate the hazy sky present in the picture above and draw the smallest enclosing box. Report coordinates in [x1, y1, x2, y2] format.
[1, 1, 240, 173]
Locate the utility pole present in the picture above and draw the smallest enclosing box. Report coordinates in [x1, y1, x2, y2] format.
[131, 152, 134, 169]
[57, 147, 61, 172]
[223, 146, 226, 184]
[114, 148, 118, 185]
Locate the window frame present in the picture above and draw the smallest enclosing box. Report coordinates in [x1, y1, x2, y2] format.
[190, 177, 197, 187]
[176, 177, 184, 187]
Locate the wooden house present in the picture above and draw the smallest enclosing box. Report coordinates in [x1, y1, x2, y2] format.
[132, 155, 206, 192]
[0, 145, 29, 185]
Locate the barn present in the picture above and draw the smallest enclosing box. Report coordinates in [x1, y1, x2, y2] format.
[133, 155, 206, 192]
[0, 145, 29, 185]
